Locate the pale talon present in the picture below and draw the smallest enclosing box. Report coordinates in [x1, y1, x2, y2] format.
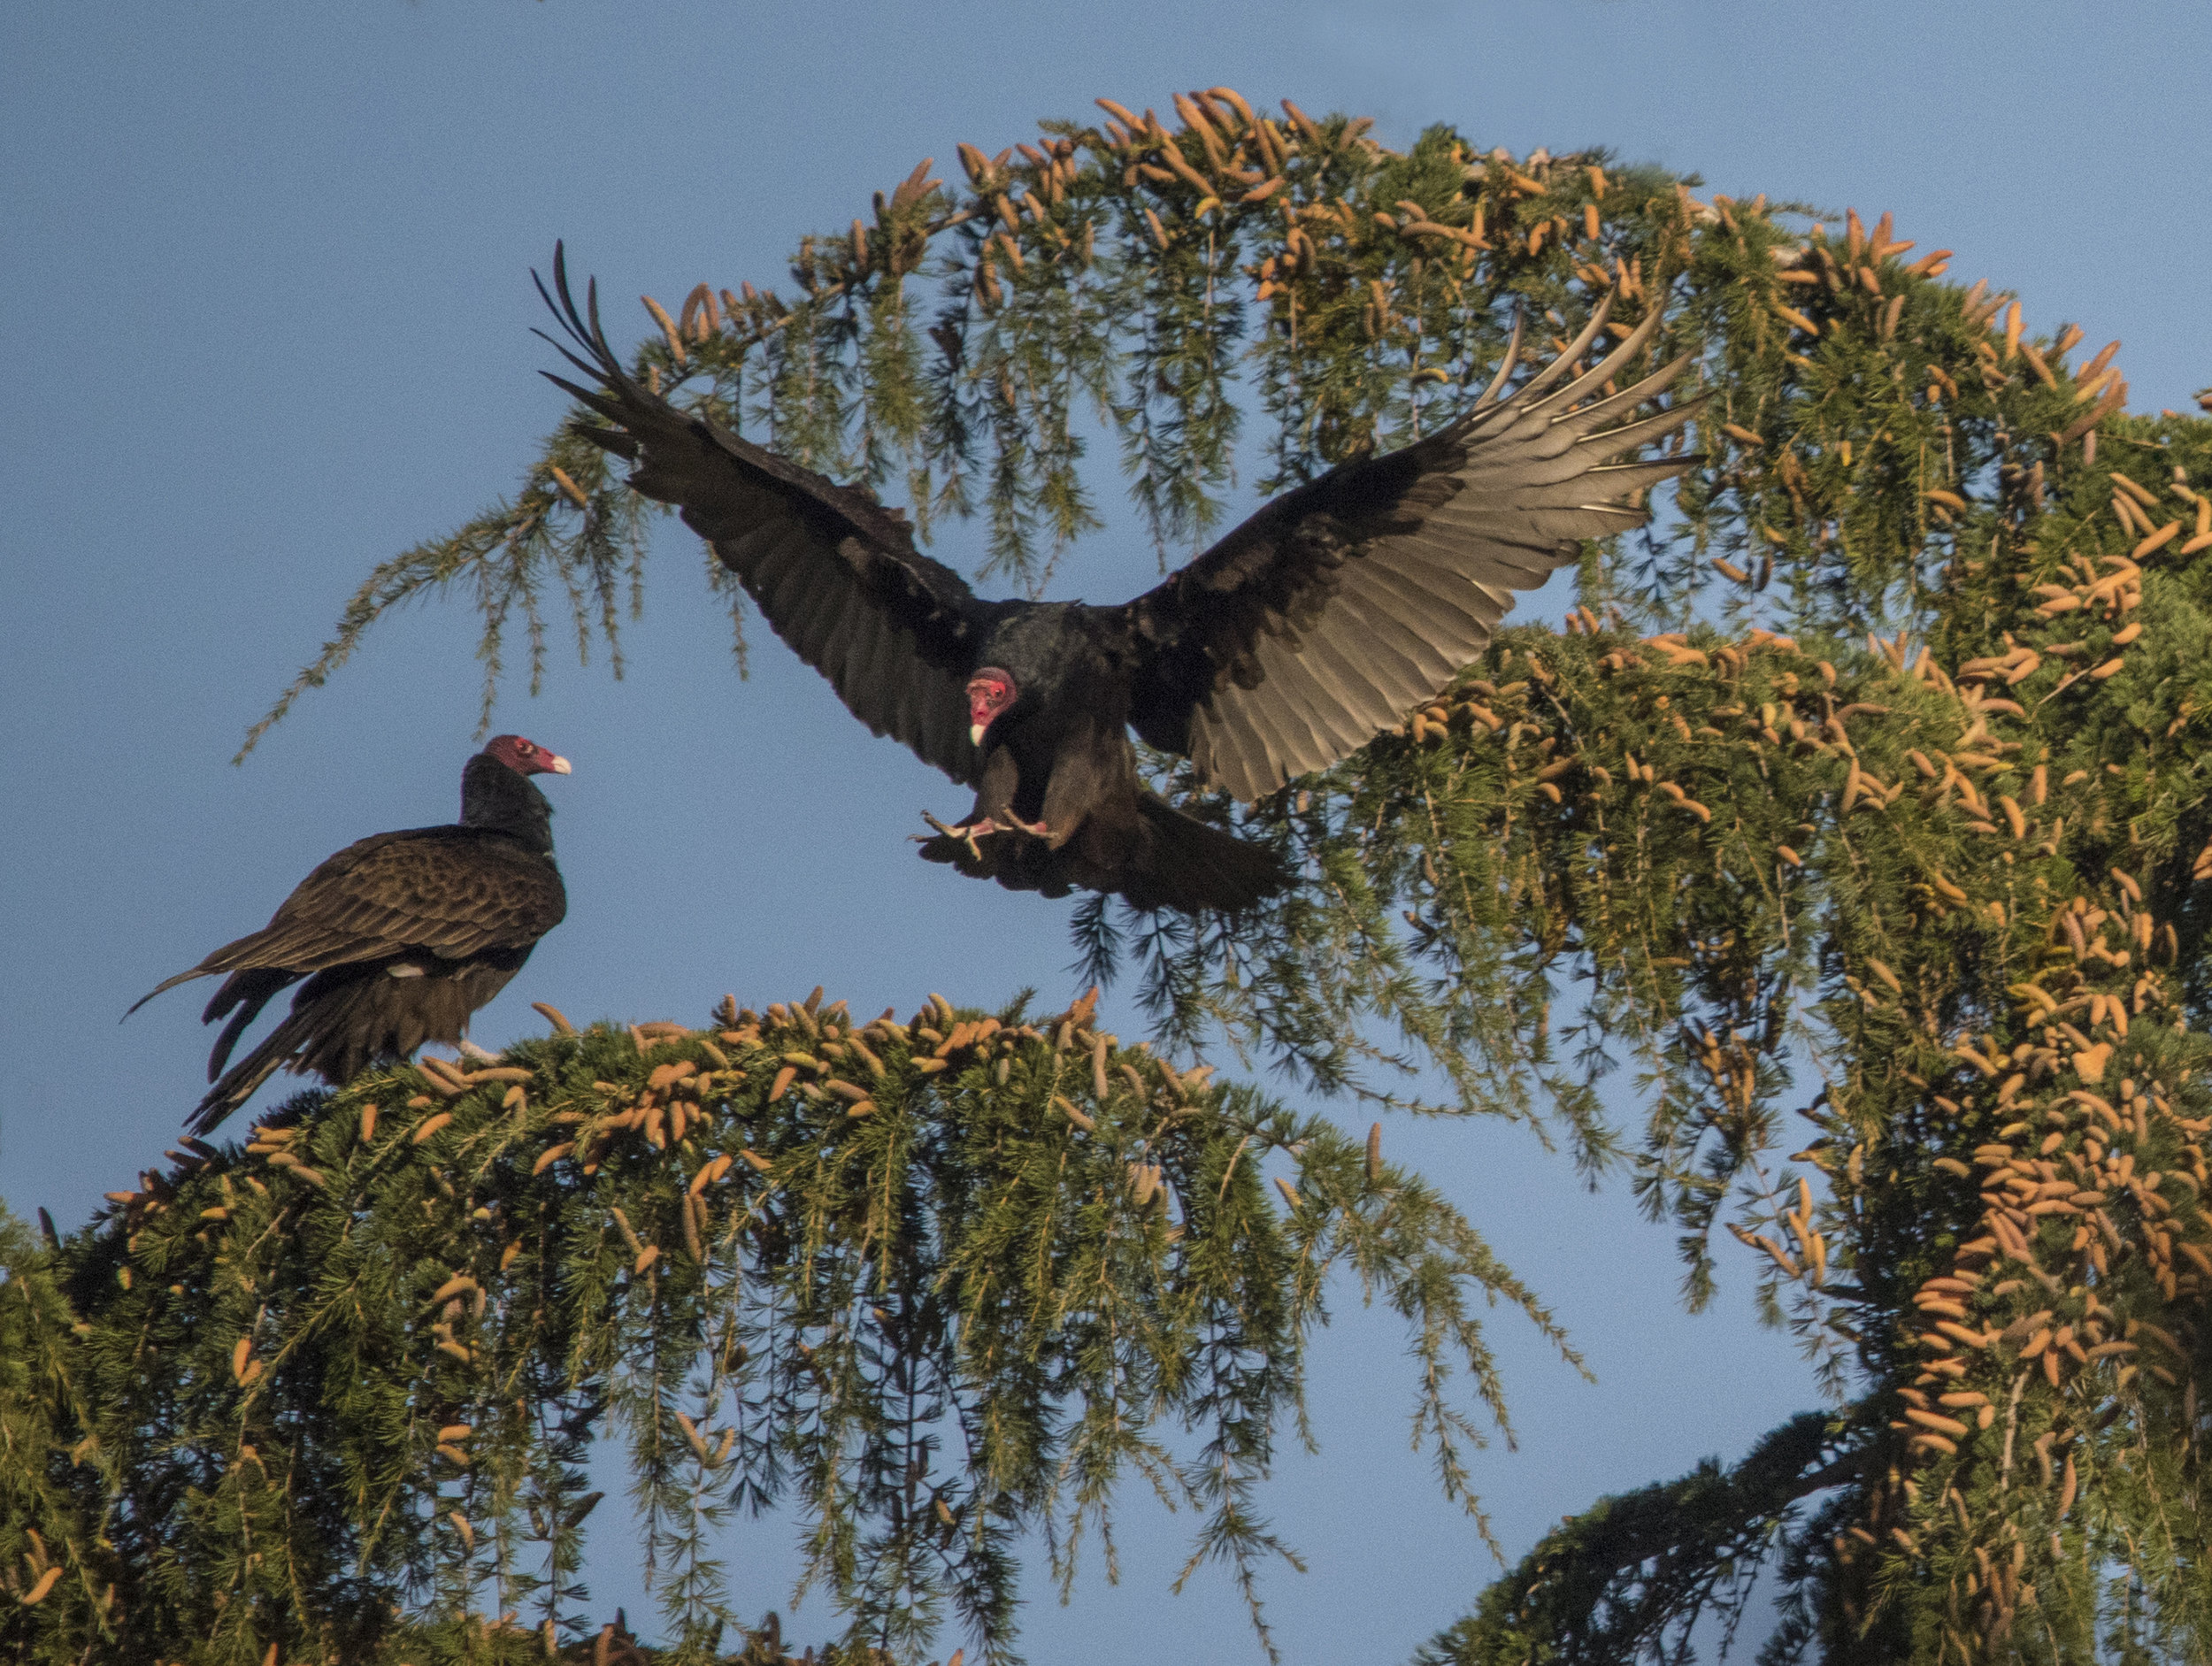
[920, 810, 992, 862]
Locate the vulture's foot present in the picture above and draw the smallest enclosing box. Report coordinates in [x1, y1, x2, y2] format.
[918, 810, 1054, 859]
[918, 811, 991, 861]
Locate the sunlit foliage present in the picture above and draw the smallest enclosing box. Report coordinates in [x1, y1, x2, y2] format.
[2, 991, 1543, 1662]
[16, 88, 2212, 1662]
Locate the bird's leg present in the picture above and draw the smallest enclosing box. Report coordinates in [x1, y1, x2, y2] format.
[918, 810, 1053, 856]
[918, 810, 994, 861]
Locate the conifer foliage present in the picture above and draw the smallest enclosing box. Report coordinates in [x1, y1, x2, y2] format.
[2, 993, 1539, 1662]
[12, 88, 2212, 1663]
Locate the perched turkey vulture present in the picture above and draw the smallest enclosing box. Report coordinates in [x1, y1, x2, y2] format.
[131, 736, 571, 1134]
[537, 247, 1704, 911]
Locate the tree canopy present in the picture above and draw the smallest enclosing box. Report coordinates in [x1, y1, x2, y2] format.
[5, 992, 1535, 1662]
[9, 88, 2212, 1664]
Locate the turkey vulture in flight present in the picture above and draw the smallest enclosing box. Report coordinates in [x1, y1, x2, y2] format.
[131, 736, 571, 1134]
[537, 247, 1703, 911]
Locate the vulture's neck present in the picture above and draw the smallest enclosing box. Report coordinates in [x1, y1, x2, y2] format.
[460, 754, 556, 854]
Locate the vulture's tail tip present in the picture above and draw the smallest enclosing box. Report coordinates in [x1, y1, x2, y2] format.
[183, 1087, 248, 1141]
[1124, 798, 1291, 915]
[185, 1043, 293, 1140]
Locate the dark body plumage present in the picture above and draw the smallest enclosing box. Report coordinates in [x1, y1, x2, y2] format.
[133, 739, 569, 1134]
[537, 247, 1705, 911]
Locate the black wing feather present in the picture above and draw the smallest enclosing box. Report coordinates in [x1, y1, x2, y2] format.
[536, 245, 991, 786]
[132, 828, 565, 1010]
[1120, 297, 1707, 800]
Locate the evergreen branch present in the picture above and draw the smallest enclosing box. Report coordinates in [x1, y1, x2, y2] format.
[0, 986, 1540, 1662]
[1417, 1409, 1858, 1666]
[178, 87, 2212, 1660]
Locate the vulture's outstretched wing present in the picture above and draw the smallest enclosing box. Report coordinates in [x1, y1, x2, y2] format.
[129, 829, 566, 1010]
[537, 247, 992, 786]
[1119, 300, 1707, 802]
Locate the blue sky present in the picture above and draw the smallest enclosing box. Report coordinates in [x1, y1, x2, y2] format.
[5, 3, 2208, 1659]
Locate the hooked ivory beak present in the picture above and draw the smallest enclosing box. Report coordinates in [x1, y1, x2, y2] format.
[546, 754, 572, 774]
[969, 724, 986, 746]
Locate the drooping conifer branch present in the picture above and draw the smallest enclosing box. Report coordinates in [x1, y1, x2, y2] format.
[1419, 1410, 1859, 1665]
[134, 86, 2212, 1661]
[0, 987, 1555, 1662]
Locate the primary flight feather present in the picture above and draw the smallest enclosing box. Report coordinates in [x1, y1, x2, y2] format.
[538, 245, 1704, 911]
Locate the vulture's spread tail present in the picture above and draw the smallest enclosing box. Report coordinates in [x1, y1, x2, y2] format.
[919, 795, 1287, 914]
[1120, 797, 1288, 913]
